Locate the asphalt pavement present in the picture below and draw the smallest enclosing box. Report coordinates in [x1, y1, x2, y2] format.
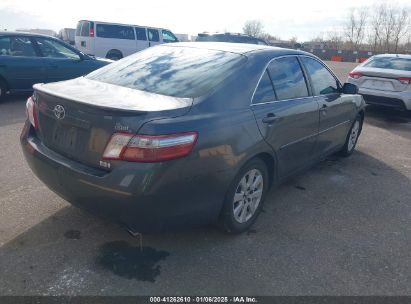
[0, 62, 410, 295]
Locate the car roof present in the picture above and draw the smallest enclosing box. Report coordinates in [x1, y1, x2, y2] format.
[165, 42, 310, 56]
[0, 31, 57, 39]
[373, 54, 411, 59]
[199, 32, 258, 38]
[78, 20, 169, 31]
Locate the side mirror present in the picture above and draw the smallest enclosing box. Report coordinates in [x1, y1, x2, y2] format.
[342, 83, 359, 95]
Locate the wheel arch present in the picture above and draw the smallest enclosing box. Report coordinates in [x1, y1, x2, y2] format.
[106, 49, 123, 59]
[253, 152, 276, 188]
[358, 109, 365, 132]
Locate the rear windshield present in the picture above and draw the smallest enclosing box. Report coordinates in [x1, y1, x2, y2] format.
[86, 46, 246, 98]
[363, 57, 411, 71]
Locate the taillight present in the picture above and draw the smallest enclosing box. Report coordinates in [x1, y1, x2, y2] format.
[26, 96, 38, 129]
[102, 132, 198, 163]
[89, 25, 94, 37]
[398, 77, 411, 85]
[349, 71, 364, 79]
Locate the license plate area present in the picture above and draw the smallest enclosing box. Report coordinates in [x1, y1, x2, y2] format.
[52, 124, 78, 152]
[363, 79, 395, 91]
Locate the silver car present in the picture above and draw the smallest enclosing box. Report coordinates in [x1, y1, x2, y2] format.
[347, 54, 411, 111]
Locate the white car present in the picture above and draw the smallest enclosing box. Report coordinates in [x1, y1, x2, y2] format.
[347, 54, 411, 111]
[75, 20, 179, 60]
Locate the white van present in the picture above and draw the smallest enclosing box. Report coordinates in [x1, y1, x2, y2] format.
[75, 20, 179, 60]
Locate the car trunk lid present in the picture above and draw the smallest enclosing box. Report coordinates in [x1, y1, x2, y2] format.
[355, 67, 411, 92]
[33, 77, 192, 169]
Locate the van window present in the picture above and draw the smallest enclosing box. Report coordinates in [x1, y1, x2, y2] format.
[162, 30, 178, 43]
[80, 22, 90, 37]
[148, 29, 160, 42]
[86, 46, 247, 98]
[96, 24, 135, 40]
[75, 21, 83, 36]
[268, 57, 308, 100]
[135, 27, 147, 41]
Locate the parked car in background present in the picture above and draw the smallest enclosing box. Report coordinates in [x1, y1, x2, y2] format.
[347, 54, 411, 111]
[196, 32, 268, 45]
[21, 42, 364, 234]
[75, 20, 179, 60]
[58, 28, 75, 45]
[0, 32, 112, 101]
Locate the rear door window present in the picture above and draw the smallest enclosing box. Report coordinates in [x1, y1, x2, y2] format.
[80, 22, 90, 37]
[135, 27, 147, 41]
[75, 21, 83, 36]
[0, 37, 11, 56]
[96, 24, 135, 40]
[0, 37, 37, 57]
[268, 57, 308, 100]
[253, 70, 276, 104]
[148, 29, 160, 42]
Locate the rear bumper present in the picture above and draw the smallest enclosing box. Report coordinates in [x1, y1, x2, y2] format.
[20, 123, 230, 232]
[357, 87, 411, 110]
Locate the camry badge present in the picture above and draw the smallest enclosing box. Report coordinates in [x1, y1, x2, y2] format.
[53, 105, 65, 120]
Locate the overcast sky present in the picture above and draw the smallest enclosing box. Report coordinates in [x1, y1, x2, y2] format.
[0, 0, 409, 41]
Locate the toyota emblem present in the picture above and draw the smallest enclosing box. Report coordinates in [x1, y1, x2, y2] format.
[53, 105, 65, 120]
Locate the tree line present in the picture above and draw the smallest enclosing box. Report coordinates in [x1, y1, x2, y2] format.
[243, 2, 411, 53]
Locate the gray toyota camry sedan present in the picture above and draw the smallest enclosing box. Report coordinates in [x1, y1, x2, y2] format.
[21, 42, 365, 234]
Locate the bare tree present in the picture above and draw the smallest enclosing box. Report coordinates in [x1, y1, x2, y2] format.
[392, 7, 410, 52]
[369, 3, 385, 52]
[380, 4, 397, 53]
[260, 33, 281, 43]
[243, 20, 265, 38]
[344, 8, 368, 51]
[327, 30, 344, 49]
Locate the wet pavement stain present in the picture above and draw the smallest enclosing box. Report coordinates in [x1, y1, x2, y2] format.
[295, 185, 306, 191]
[97, 241, 169, 282]
[64, 230, 81, 240]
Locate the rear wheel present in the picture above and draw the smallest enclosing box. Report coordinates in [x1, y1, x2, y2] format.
[0, 79, 7, 102]
[220, 158, 268, 234]
[106, 49, 123, 61]
[339, 114, 362, 157]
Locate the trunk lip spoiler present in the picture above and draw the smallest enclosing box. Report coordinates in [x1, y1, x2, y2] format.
[33, 78, 193, 113]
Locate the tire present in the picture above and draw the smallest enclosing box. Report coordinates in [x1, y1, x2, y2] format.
[339, 114, 362, 157]
[219, 158, 269, 234]
[106, 50, 123, 61]
[0, 79, 7, 102]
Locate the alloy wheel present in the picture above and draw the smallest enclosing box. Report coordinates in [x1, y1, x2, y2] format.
[348, 120, 360, 151]
[233, 169, 264, 224]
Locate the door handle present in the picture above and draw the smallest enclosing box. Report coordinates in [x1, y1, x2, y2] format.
[262, 114, 279, 124]
[320, 104, 328, 112]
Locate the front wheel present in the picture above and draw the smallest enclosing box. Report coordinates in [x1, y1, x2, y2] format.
[219, 158, 269, 234]
[339, 114, 362, 157]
